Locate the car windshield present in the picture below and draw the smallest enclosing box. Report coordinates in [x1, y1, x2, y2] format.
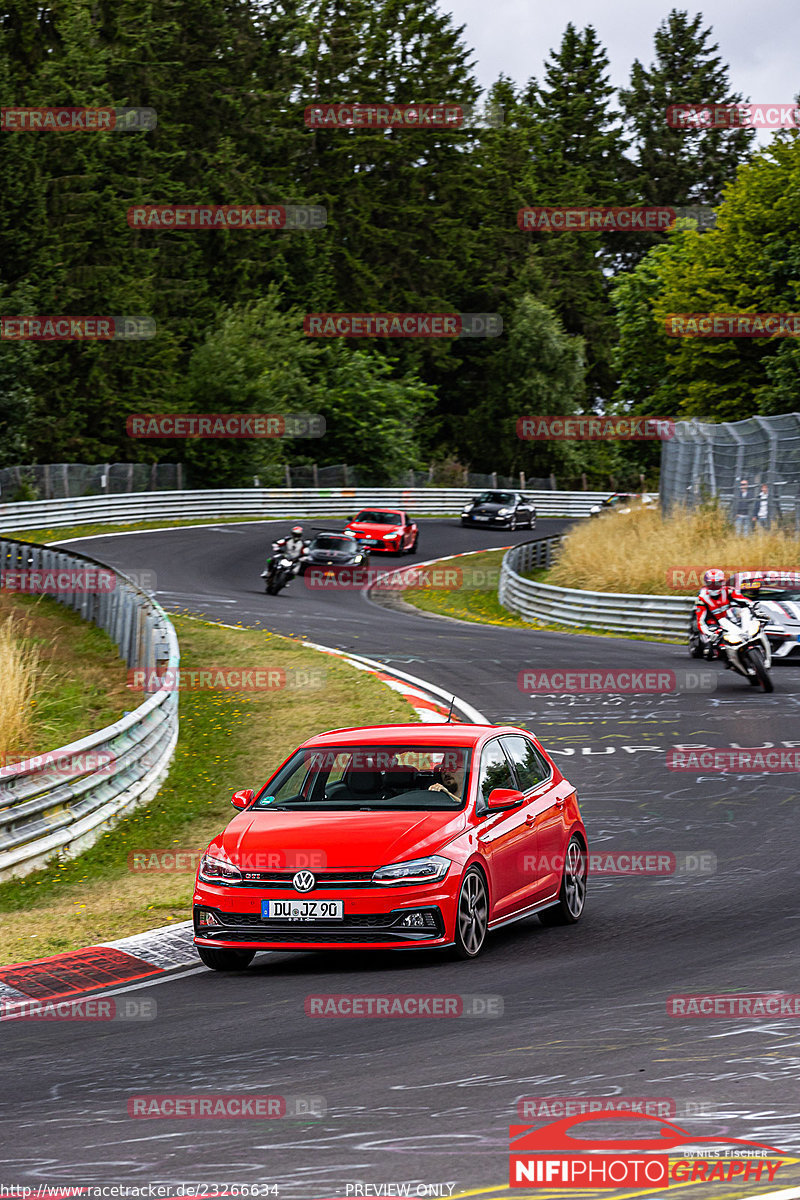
[309, 535, 353, 551]
[475, 492, 513, 505]
[757, 588, 800, 602]
[253, 745, 472, 811]
[353, 511, 402, 525]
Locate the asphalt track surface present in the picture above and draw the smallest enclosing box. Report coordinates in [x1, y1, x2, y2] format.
[4, 518, 800, 1199]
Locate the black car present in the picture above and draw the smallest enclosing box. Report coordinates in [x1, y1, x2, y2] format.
[460, 491, 536, 530]
[589, 493, 655, 518]
[298, 532, 370, 574]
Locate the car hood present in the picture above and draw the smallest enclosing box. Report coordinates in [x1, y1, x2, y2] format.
[761, 599, 800, 626]
[470, 502, 509, 514]
[211, 808, 467, 870]
[306, 549, 357, 561]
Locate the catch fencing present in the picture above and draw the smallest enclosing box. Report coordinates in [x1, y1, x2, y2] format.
[498, 536, 693, 639]
[0, 488, 648, 532]
[660, 414, 800, 528]
[0, 462, 183, 501]
[0, 537, 179, 880]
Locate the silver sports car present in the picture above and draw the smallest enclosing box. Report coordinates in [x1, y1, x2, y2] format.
[730, 571, 800, 659]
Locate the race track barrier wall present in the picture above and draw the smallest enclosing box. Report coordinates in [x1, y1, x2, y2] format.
[0, 488, 659, 532]
[0, 537, 180, 880]
[498, 536, 694, 639]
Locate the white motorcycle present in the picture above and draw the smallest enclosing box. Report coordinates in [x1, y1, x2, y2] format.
[713, 603, 773, 692]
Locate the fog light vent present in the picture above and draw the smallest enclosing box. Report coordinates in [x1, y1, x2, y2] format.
[198, 909, 222, 926]
[398, 911, 436, 929]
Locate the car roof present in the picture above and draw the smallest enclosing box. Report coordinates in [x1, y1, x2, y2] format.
[299, 723, 530, 749]
[352, 509, 403, 517]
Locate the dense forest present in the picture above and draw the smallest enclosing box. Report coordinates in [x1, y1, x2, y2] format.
[1, 1, 797, 487]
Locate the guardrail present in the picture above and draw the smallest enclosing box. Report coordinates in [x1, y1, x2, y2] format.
[498, 536, 694, 639]
[0, 537, 180, 880]
[0, 487, 658, 532]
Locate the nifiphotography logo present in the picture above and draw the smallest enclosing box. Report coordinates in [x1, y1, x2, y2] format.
[509, 1112, 789, 1189]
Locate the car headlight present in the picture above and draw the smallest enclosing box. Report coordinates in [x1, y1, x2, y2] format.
[198, 854, 243, 885]
[372, 855, 451, 886]
[462, 507, 472, 514]
[497, 508, 513, 516]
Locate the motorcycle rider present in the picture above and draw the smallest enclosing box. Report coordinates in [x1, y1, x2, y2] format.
[694, 567, 750, 660]
[263, 525, 307, 581]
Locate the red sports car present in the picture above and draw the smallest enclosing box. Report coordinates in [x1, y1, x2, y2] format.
[344, 509, 419, 554]
[193, 722, 588, 969]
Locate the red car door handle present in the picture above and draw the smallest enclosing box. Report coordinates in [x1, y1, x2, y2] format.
[525, 814, 536, 826]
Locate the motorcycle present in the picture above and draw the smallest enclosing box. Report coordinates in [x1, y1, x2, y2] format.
[261, 540, 306, 595]
[712, 603, 774, 692]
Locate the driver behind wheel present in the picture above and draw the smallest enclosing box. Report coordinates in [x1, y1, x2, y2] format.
[428, 752, 466, 801]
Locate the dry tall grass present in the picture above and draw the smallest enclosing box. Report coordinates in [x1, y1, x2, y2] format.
[0, 616, 42, 760]
[549, 506, 800, 594]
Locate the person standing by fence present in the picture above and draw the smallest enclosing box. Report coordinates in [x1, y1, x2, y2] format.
[734, 479, 752, 535]
[753, 483, 772, 530]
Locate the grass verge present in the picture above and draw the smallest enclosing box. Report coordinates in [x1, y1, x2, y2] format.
[548, 505, 800, 594]
[0, 617, 416, 964]
[0, 591, 130, 759]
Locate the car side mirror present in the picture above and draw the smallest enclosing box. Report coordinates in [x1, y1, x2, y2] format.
[486, 787, 524, 811]
[231, 788, 254, 809]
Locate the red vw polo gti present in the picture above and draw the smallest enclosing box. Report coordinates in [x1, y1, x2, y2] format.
[193, 723, 588, 969]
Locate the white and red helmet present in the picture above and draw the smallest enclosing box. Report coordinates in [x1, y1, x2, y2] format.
[703, 568, 726, 596]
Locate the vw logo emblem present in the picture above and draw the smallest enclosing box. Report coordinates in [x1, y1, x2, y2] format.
[293, 870, 315, 893]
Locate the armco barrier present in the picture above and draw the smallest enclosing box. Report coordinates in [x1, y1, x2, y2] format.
[0, 537, 179, 880]
[0, 487, 658, 532]
[498, 537, 694, 639]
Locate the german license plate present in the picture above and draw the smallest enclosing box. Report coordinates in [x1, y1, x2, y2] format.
[474, 515, 490, 521]
[365, 538, 380, 545]
[262, 900, 343, 920]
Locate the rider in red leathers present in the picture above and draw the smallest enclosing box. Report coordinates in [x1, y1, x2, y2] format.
[694, 568, 749, 660]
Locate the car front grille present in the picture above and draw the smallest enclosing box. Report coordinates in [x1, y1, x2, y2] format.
[238, 871, 375, 889]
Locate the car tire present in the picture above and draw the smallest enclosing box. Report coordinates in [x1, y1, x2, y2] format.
[509, 515, 517, 532]
[408, 532, 418, 555]
[538, 837, 587, 926]
[452, 867, 489, 959]
[197, 946, 256, 972]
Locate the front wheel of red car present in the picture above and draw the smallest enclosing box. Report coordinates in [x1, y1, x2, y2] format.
[539, 837, 587, 926]
[453, 867, 489, 959]
[197, 946, 256, 972]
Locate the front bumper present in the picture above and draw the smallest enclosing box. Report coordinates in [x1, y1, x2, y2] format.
[462, 513, 512, 526]
[193, 879, 456, 951]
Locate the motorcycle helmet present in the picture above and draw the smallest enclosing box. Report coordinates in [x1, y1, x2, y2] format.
[291, 525, 304, 537]
[703, 567, 726, 596]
